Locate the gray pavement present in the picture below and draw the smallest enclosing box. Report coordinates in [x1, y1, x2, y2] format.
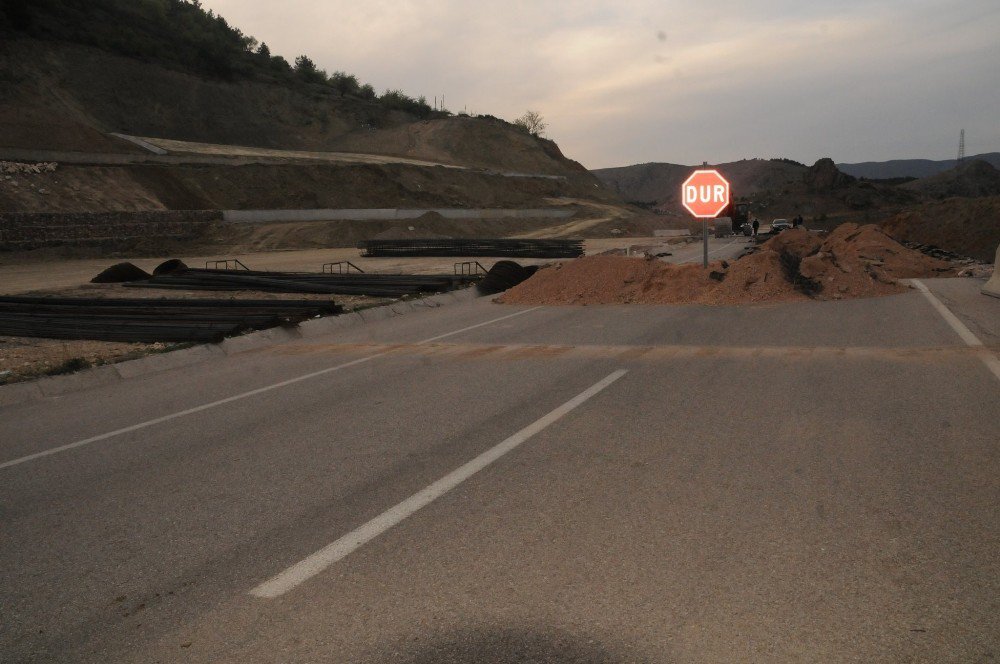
[0, 279, 997, 663]
[657, 234, 751, 265]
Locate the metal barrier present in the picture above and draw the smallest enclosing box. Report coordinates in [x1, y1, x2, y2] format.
[205, 259, 251, 271]
[322, 260, 365, 274]
[454, 261, 488, 276]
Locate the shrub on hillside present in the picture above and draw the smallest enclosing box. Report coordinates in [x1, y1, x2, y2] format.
[2, 0, 432, 118]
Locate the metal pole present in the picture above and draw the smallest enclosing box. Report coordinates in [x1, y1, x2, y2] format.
[703, 221, 709, 268]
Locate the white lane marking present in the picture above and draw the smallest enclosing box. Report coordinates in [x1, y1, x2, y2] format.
[912, 279, 1000, 382]
[418, 306, 541, 343]
[0, 307, 543, 471]
[708, 236, 741, 258]
[250, 368, 628, 599]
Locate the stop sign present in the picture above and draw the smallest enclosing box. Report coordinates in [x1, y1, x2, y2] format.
[681, 169, 730, 219]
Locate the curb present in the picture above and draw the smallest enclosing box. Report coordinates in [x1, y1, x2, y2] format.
[0, 287, 483, 409]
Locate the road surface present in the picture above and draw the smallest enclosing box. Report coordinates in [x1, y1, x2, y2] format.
[1, 278, 997, 662]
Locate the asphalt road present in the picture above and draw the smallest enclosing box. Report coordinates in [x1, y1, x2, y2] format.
[1, 279, 997, 663]
[658, 233, 750, 265]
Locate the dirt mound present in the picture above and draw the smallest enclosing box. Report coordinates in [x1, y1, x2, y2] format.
[880, 196, 1000, 262]
[499, 256, 718, 305]
[153, 259, 188, 275]
[764, 228, 823, 257]
[499, 224, 953, 306]
[764, 224, 953, 299]
[91, 262, 151, 283]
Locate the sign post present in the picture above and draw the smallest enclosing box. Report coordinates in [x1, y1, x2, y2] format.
[681, 169, 730, 268]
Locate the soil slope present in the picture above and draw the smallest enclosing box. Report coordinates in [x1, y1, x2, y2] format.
[881, 196, 1000, 262]
[0, 162, 616, 214]
[330, 116, 589, 176]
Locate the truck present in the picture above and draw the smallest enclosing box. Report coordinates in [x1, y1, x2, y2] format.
[715, 199, 752, 236]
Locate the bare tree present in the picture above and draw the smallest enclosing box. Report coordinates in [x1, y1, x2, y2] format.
[514, 110, 547, 137]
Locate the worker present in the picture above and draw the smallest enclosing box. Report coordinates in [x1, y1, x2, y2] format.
[751, 217, 759, 237]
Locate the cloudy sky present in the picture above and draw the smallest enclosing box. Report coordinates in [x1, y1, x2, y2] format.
[201, 0, 1000, 169]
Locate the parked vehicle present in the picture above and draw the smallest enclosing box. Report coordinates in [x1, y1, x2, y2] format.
[770, 218, 793, 232]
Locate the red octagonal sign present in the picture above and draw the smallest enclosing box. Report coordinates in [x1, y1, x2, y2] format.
[681, 169, 730, 219]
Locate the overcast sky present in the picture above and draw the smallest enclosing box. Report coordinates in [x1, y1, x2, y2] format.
[201, 0, 1000, 169]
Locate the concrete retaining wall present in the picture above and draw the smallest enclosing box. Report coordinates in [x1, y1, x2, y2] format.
[222, 208, 575, 223]
[0, 210, 219, 250]
[983, 242, 1000, 298]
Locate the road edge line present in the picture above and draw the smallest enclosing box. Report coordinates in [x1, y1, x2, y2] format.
[0, 306, 542, 470]
[911, 279, 1000, 382]
[249, 368, 628, 599]
[0, 286, 485, 409]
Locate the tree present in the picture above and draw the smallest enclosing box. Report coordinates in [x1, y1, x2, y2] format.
[513, 110, 546, 137]
[293, 54, 326, 84]
[328, 71, 360, 96]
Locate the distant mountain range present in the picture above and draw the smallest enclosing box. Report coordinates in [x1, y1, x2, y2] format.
[837, 153, 1000, 179]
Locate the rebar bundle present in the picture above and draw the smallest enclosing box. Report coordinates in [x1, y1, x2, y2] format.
[124, 268, 480, 297]
[0, 296, 343, 343]
[358, 238, 583, 258]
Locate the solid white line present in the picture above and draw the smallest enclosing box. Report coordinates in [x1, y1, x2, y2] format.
[0, 307, 543, 471]
[250, 368, 627, 599]
[911, 279, 1000, 382]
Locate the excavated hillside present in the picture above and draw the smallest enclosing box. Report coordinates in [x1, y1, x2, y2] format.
[329, 116, 590, 176]
[0, 35, 623, 228]
[0, 161, 615, 214]
[881, 196, 1000, 262]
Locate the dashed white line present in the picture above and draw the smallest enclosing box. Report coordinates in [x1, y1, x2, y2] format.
[0, 306, 543, 471]
[912, 279, 1000, 383]
[249, 368, 628, 599]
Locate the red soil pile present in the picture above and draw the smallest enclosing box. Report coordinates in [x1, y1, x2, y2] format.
[497, 255, 715, 305]
[774, 224, 953, 300]
[499, 224, 954, 306]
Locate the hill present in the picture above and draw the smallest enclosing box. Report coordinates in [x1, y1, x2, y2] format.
[900, 159, 1000, 199]
[591, 159, 805, 206]
[0, 0, 618, 245]
[0, 1, 591, 179]
[0, 38, 587, 178]
[0, 0, 424, 112]
[838, 153, 1000, 179]
[591, 158, 916, 219]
